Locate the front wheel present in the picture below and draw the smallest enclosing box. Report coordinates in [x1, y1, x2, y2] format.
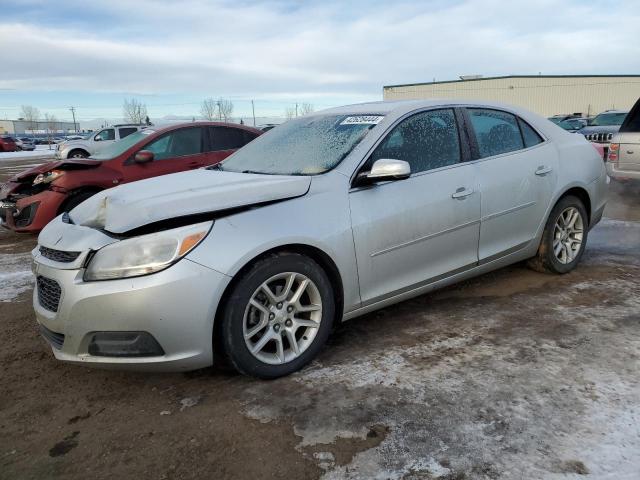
[528, 195, 588, 274]
[221, 253, 335, 378]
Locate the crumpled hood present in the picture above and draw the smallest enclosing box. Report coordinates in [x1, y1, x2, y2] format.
[70, 169, 312, 234]
[10, 159, 100, 181]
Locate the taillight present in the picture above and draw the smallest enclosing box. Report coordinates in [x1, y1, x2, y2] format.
[608, 143, 619, 163]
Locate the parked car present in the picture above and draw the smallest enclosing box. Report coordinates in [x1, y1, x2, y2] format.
[15, 137, 36, 151]
[607, 98, 640, 180]
[56, 124, 147, 159]
[30, 100, 608, 378]
[577, 109, 629, 154]
[0, 135, 19, 152]
[557, 118, 587, 132]
[0, 122, 261, 232]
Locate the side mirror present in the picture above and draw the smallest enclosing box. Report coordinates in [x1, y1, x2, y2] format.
[134, 150, 154, 164]
[356, 159, 411, 186]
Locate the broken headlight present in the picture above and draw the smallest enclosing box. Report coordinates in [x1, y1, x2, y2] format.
[33, 170, 64, 186]
[83, 221, 212, 281]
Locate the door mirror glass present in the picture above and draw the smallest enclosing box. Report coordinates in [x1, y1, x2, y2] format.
[134, 150, 154, 163]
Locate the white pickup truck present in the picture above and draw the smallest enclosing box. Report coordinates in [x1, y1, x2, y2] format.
[56, 124, 147, 159]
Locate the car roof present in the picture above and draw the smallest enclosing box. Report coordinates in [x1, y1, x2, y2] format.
[598, 110, 629, 114]
[318, 99, 539, 118]
[142, 121, 263, 135]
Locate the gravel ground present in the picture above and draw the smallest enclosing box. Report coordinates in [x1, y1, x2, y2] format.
[1, 157, 639, 479]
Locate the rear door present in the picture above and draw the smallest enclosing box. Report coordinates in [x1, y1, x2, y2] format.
[465, 108, 558, 262]
[204, 126, 260, 167]
[349, 108, 480, 304]
[122, 126, 205, 183]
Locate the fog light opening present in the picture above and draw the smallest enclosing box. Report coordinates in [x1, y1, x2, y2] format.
[88, 331, 165, 357]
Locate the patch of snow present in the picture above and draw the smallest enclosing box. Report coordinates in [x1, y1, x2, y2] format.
[0, 252, 33, 302]
[0, 146, 55, 161]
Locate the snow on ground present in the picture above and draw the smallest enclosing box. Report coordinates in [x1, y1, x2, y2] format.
[0, 249, 33, 302]
[0, 145, 56, 161]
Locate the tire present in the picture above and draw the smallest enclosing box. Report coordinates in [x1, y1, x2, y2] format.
[61, 191, 97, 213]
[527, 195, 588, 274]
[68, 149, 89, 159]
[221, 252, 335, 378]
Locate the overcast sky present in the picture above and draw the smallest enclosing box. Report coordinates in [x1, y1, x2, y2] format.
[1, 0, 639, 123]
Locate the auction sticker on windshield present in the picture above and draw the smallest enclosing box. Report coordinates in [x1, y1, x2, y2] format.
[340, 115, 385, 125]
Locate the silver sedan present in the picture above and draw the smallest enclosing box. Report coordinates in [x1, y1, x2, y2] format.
[32, 100, 608, 378]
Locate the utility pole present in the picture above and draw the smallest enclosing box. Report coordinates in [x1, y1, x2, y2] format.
[216, 100, 222, 121]
[295, 102, 298, 117]
[251, 100, 256, 126]
[69, 106, 78, 132]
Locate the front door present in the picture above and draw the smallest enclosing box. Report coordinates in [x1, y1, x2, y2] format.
[122, 126, 206, 183]
[349, 108, 480, 305]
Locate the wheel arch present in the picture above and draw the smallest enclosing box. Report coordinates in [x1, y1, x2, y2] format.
[558, 186, 592, 225]
[212, 243, 345, 360]
[56, 187, 103, 214]
[66, 147, 90, 158]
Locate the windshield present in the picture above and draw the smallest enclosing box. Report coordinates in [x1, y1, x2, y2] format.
[548, 117, 562, 124]
[589, 112, 627, 127]
[90, 129, 155, 160]
[215, 114, 382, 175]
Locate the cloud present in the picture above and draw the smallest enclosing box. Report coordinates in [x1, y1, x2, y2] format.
[0, 0, 639, 100]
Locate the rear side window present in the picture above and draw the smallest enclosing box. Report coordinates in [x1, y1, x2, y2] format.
[118, 127, 138, 139]
[620, 100, 640, 133]
[518, 118, 544, 148]
[370, 108, 461, 174]
[468, 109, 523, 158]
[209, 127, 256, 151]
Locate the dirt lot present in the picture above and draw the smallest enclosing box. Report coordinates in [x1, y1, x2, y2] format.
[1, 158, 639, 479]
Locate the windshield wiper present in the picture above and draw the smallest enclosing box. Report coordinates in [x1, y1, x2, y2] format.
[207, 163, 224, 171]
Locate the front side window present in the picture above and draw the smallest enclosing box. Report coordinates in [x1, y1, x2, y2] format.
[118, 127, 138, 139]
[217, 114, 380, 175]
[144, 127, 203, 160]
[369, 109, 461, 174]
[468, 109, 524, 158]
[94, 129, 115, 142]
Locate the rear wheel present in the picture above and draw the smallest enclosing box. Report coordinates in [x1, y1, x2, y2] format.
[528, 195, 588, 274]
[221, 253, 334, 378]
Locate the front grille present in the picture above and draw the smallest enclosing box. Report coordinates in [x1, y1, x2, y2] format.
[37, 276, 62, 312]
[585, 132, 613, 143]
[39, 324, 65, 350]
[39, 246, 80, 263]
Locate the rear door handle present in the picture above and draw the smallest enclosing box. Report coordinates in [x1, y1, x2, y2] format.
[535, 166, 552, 176]
[452, 187, 474, 199]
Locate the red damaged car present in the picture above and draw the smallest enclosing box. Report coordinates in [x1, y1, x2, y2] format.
[0, 122, 261, 233]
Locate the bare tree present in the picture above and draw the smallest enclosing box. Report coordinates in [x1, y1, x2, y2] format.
[284, 107, 296, 120]
[300, 103, 314, 115]
[123, 98, 148, 124]
[201, 98, 217, 121]
[217, 98, 234, 122]
[20, 105, 40, 133]
[43, 113, 58, 150]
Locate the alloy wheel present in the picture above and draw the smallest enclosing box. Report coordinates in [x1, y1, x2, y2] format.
[553, 206, 584, 264]
[243, 272, 322, 365]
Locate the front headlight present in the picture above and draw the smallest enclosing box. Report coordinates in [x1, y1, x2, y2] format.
[33, 170, 64, 186]
[83, 221, 212, 281]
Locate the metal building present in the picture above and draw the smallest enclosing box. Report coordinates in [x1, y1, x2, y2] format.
[383, 75, 640, 117]
[0, 119, 77, 135]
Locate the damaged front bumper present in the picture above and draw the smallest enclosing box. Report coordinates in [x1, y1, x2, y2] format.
[1, 183, 67, 232]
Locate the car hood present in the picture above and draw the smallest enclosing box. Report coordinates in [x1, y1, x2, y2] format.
[578, 125, 621, 134]
[10, 159, 101, 181]
[70, 169, 312, 234]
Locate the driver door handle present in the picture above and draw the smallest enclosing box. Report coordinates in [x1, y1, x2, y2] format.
[452, 187, 474, 199]
[535, 166, 552, 176]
